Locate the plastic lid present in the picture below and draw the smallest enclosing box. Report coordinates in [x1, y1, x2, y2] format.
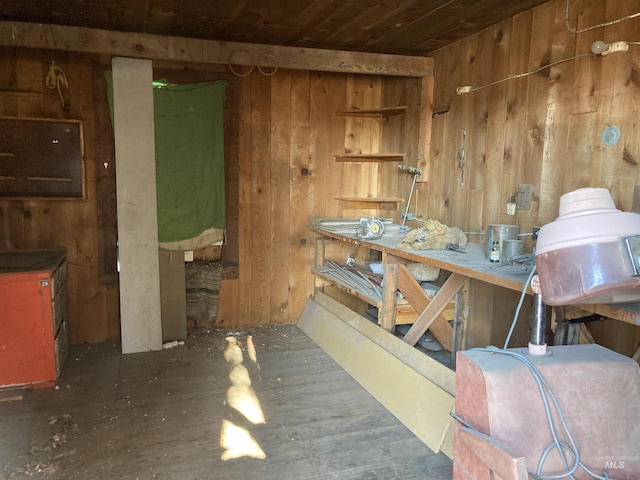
[558, 187, 617, 217]
[536, 188, 640, 255]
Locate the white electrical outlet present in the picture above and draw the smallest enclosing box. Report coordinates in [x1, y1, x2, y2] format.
[603, 41, 629, 55]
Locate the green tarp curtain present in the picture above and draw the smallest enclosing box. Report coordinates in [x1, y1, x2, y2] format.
[105, 73, 226, 243]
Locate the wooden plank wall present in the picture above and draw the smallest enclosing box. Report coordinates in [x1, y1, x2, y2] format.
[0, 49, 243, 344]
[0, 48, 120, 344]
[217, 71, 423, 328]
[0, 44, 422, 341]
[421, 0, 640, 354]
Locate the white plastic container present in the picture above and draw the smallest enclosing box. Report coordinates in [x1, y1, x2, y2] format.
[535, 188, 640, 305]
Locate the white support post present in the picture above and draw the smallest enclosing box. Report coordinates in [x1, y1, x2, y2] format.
[112, 56, 163, 354]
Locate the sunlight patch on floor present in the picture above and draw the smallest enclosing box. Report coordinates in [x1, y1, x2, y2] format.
[220, 419, 266, 461]
[220, 335, 266, 461]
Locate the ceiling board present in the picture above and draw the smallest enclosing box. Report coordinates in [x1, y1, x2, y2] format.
[1, 0, 550, 56]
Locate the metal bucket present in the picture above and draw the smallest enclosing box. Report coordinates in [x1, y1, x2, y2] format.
[486, 224, 519, 259]
[502, 239, 525, 261]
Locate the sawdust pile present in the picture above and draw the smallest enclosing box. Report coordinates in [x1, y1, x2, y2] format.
[3, 414, 77, 479]
[397, 219, 467, 251]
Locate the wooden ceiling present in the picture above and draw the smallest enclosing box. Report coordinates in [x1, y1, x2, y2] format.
[1, 0, 550, 56]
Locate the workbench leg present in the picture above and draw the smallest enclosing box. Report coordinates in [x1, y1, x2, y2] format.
[313, 237, 327, 295]
[451, 279, 470, 370]
[380, 263, 399, 332]
[553, 306, 578, 345]
[314, 237, 326, 269]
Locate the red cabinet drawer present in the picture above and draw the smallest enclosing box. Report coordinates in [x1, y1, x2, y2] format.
[0, 249, 67, 389]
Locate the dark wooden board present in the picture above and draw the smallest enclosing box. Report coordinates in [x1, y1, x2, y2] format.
[0, 117, 84, 198]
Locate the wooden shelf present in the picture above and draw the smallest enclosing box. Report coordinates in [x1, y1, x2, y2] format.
[314, 268, 380, 307]
[314, 266, 418, 325]
[336, 106, 408, 118]
[336, 197, 403, 210]
[334, 153, 405, 162]
[314, 261, 453, 330]
[333, 104, 407, 212]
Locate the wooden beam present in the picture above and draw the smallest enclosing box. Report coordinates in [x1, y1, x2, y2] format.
[0, 21, 433, 78]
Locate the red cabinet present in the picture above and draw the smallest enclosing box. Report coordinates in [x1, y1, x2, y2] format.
[0, 249, 68, 389]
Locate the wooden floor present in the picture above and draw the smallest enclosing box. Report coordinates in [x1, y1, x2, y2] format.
[0, 325, 453, 479]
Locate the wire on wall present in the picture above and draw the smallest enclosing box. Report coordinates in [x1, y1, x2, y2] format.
[228, 50, 254, 77]
[565, 0, 640, 34]
[228, 50, 280, 77]
[257, 53, 279, 76]
[456, 53, 593, 95]
[457, 37, 640, 95]
[459, 2, 640, 95]
[45, 60, 69, 108]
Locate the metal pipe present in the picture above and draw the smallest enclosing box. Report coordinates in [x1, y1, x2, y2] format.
[531, 293, 545, 345]
[528, 292, 547, 355]
[401, 173, 419, 231]
[398, 165, 421, 232]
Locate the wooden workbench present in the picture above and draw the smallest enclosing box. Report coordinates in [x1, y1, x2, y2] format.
[314, 226, 535, 292]
[313, 225, 536, 355]
[314, 225, 640, 360]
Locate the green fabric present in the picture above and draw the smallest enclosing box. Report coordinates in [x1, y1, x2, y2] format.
[105, 73, 226, 243]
